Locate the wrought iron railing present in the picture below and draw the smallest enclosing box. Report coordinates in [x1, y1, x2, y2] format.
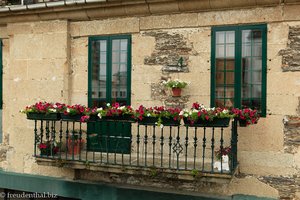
[31, 118, 238, 175]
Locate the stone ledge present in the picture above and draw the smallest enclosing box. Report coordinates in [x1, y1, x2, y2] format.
[36, 157, 237, 184]
[0, 0, 296, 24]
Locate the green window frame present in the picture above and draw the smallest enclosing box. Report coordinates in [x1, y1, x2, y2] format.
[211, 24, 267, 116]
[88, 35, 132, 107]
[87, 35, 132, 153]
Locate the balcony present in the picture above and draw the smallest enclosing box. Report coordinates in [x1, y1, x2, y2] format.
[29, 116, 239, 181]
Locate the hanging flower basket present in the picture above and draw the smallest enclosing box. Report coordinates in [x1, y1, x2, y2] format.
[27, 113, 60, 121]
[183, 117, 230, 127]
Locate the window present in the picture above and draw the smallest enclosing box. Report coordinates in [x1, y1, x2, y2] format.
[211, 24, 267, 116]
[88, 35, 131, 153]
[88, 35, 131, 107]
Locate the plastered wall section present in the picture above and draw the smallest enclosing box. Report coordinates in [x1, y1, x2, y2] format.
[0, 20, 74, 178]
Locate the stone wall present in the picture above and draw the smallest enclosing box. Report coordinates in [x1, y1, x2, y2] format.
[1, 3, 300, 200]
[279, 26, 300, 71]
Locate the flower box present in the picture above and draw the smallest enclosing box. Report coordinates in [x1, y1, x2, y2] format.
[238, 119, 248, 127]
[101, 114, 136, 122]
[27, 113, 60, 121]
[137, 117, 158, 125]
[60, 114, 83, 121]
[88, 114, 98, 122]
[183, 118, 230, 127]
[138, 117, 180, 126]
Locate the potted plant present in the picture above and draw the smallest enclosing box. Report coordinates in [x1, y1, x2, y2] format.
[231, 108, 260, 127]
[214, 146, 231, 171]
[163, 79, 188, 97]
[21, 102, 64, 120]
[38, 140, 60, 156]
[67, 133, 85, 155]
[180, 102, 234, 127]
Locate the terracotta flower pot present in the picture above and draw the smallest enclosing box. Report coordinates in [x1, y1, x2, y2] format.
[172, 88, 182, 97]
[67, 138, 84, 155]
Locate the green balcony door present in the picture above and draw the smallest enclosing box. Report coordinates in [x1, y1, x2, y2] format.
[88, 35, 131, 153]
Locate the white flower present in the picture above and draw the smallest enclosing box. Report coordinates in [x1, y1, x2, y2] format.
[97, 108, 103, 112]
[67, 108, 70, 113]
[160, 124, 164, 129]
[147, 113, 151, 117]
[106, 103, 110, 107]
[53, 105, 57, 108]
[183, 113, 189, 117]
[97, 113, 102, 119]
[49, 108, 56, 113]
[222, 109, 229, 114]
[179, 111, 184, 116]
[118, 106, 125, 110]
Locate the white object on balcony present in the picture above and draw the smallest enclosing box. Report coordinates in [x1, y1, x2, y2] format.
[213, 155, 230, 171]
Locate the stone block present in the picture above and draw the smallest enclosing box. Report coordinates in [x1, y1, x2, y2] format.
[148, 2, 179, 14]
[267, 72, 300, 96]
[198, 7, 282, 27]
[31, 20, 68, 34]
[7, 23, 33, 35]
[239, 151, 297, 176]
[178, 0, 210, 11]
[70, 91, 88, 105]
[267, 94, 298, 115]
[228, 176, 279, 199]
[268, 23, 289, 45]
[0, 25, 7, 38]
[140, 13, 198, 30]
[283, 5, 300, 21]
[27, 59, 65, 81]
[132, 34, 156, 65]
[71, 73, 88, 92]
[11, 34, 43, 60]
[238, 115, 284, 152]
[70, 17, 140, 37]
[42, 33, 68, 59]
[71, 37, 88, 57]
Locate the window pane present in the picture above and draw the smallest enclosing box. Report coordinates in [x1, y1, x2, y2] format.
[242, 30, 251, 43]
[241, 29, 263, 111]
[216, 31, 225, 44]
[252, 85, 262, 98]
[252, 71, 262, 84]
[226, 44, 234, 58]
[111, 38, 129, 99]
[120, 52, 127, 63]
[100, 41, 107, 51]
[120, 39, 127, 50]
[112, 52, 119, 63]
[216, 45, 225, 58]
[91, 40, 107, 99]
[226, 31, 235, 43]
[252, 43, 262, 57]
[100, 52, 106, 63]
[226, 72, 234, 84]
[112, 40, 120, 51]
